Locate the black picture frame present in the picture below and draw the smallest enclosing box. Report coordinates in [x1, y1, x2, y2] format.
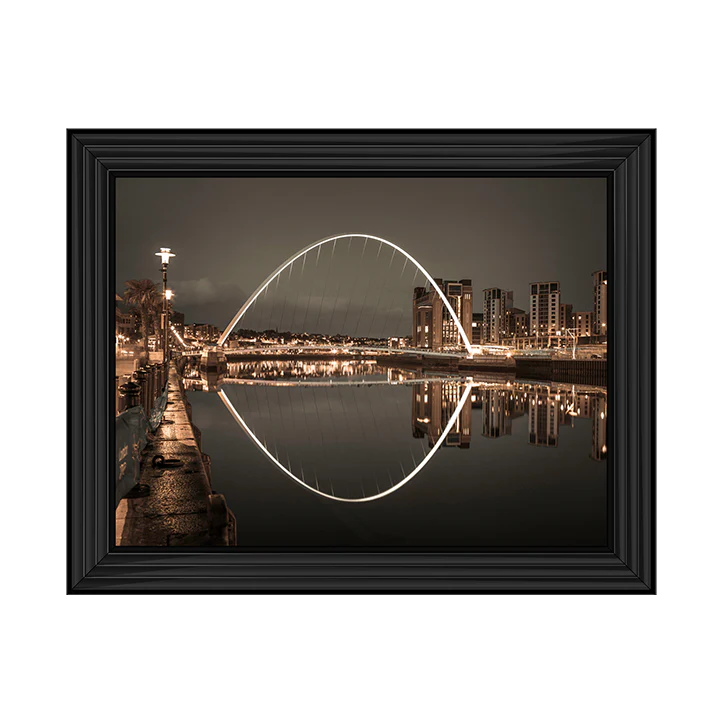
[68, 129, 655, 593]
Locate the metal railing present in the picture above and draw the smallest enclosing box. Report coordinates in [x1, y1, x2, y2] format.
[115, 362, 169, 417]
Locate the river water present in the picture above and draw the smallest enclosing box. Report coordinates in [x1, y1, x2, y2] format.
[183, 358, 607, 548]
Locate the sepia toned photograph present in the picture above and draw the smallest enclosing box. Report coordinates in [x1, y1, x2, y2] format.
[114, 177, 609, 548]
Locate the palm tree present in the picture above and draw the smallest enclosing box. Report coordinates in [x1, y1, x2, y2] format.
[123, 279, 161, 362]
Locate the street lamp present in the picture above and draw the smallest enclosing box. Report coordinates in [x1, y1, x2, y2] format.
[155, 247, 175, 365]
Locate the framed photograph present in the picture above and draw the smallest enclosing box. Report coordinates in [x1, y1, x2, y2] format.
[68, 130, 654, 593]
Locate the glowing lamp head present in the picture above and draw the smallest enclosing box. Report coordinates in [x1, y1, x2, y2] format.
[165, 289, 173, 300]
[155, 247, 176, 265]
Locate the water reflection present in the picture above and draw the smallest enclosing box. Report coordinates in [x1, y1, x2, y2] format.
[181, 358, 607, 503]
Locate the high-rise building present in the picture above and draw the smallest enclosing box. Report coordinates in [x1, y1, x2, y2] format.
[412, 279, 473, 350]
[592, 270, 608, 337]
[529, 281, 561, 343]
[575, 311, 593, 337]
[481, 288, 511, 343]
[471, 312, 483, 345]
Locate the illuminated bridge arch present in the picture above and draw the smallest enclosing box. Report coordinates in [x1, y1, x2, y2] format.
[217, 233, 474, 355]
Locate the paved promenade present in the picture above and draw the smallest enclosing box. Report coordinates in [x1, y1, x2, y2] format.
[116, 366, 236, 546]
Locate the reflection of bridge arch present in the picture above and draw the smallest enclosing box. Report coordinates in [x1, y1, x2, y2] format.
[217, 233, 474, 355]
[217, 382, 473, 503]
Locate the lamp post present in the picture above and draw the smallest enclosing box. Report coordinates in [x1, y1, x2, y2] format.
[564, 328, 577, 359]
[155, 247, 175, 366]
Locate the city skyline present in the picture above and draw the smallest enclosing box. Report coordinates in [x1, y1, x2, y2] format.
[117, 177, 606, 331]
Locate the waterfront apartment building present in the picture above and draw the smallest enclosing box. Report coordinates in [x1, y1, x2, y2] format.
[471, 312, 483, 345]
[481, 288, 512, 343]
[503, 307, 530, 339]
[412, 279, 473, 350]
[592, 270, 608, 337]
[529, 281, 561, 341]
[575, 311, 593, 337]
[184, 323, 220, 342]
[561, 303, 574, 332]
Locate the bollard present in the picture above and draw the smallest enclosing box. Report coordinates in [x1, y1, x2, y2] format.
[119, 380, 141, 411]
[134, 368, 148, 417]
[149, 363, 158, 406]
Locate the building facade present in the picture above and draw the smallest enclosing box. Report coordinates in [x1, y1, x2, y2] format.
[561, 303, 574, 332]
[471, 312, 483, 345]
[481, 288, 511, 343]
[575, 311, 593, 337]
[503, 307, 530, 339]
[184, 323, 220, 342]
[529, 281, 561, 343]
[592, 270, 608, 337]
[412, 279, 473, 350]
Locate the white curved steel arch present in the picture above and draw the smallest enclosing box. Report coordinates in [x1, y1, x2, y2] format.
[217, 233, 474, 355]
[218, 382, 473, 503]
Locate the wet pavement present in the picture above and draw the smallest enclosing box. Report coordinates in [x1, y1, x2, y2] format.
[115, 366, 236, 546]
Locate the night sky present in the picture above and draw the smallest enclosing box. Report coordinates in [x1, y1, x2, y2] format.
[116, 177, 606, 335]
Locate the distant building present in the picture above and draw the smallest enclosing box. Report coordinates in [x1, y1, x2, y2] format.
[592, 270, 608, 337]
[388, 336, 411, 349]
[561, 303, 574, 332]
[184, 323, 220, 342]
[503, 307, 529, 339]
[170, 310, 185, 330]
[481, 288, 512, 343]
[471, 313, 483, 345]
[530, 281, 561, 343]
[412, 279, 473, 350]
[575, 311, 593, 337]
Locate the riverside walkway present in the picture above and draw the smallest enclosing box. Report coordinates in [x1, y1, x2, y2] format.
[115, 366, 236, 546]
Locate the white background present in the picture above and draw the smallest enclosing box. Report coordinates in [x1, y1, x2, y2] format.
[2, 1, 720, 721]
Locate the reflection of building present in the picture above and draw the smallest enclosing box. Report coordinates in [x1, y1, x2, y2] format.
[477, 389, 512, 438]
[591, 395, 607, 461]
[592, 270, 608, 337]
[471, 312, 483, 345]
[575, 311, 593, 338]
[530, 281, 561, 342]
[482, 288, 511, 343]
[413, 279, 473, 350]
[528, 389, 559, 447]
[412, 381, 471, 448]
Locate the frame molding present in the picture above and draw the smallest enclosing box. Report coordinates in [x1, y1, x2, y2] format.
[68, 130, 655, 593]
